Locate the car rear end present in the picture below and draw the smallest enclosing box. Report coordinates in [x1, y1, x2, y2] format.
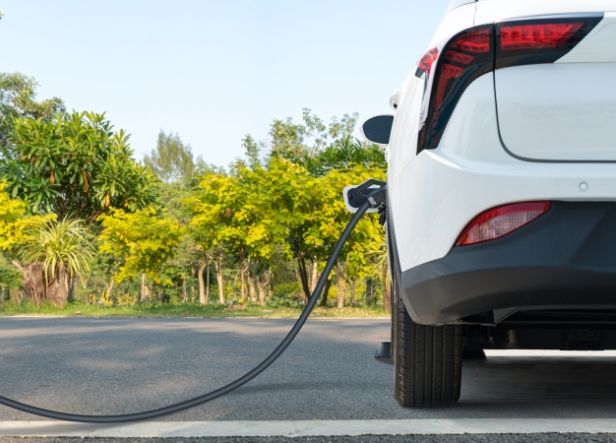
[390, 0, 616, 327]
[386, 0, 616, 407]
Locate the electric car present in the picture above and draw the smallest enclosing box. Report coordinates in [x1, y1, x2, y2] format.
[362, 0, 616, 407]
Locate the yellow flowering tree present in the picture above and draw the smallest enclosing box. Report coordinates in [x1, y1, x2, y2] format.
[98, 207, 182, 302]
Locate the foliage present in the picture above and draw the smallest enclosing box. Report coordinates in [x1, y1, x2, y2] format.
[1, 111, 156, 219]
[269, 109, 385, 176]
[0, 71, 390, 312]
[19, 218, 94, 285]
[144, 130, 194, 182]
[0, 181, 53, 254]
[0, 72, 65, 150]
[98, 207, 182, 283]
[0, 254, 21, 288]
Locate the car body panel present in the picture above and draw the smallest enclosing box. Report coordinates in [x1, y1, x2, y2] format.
[495, 63, 616, 161]
[560, 12, 616, 62]
[474, 0, 616, 25]
[494, 11, 616, 162]
[398, 201, 616, 325]
[384, 0, 616, 325]
[391, 72, 616, 271]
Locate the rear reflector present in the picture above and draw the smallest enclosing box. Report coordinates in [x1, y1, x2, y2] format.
[456, 202, 551, 246]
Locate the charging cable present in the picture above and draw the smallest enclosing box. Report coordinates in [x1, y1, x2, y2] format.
[0, 182, 386, 423]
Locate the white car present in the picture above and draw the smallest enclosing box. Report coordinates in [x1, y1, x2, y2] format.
[362, 0, 616, 407]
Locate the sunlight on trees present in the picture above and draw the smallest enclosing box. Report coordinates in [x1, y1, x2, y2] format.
[0, 72, 389, 312]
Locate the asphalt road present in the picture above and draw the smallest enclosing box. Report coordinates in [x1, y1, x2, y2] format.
[1, 317, 616, 441]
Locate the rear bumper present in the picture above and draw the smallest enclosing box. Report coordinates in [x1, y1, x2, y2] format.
[398, 202, 616, 325]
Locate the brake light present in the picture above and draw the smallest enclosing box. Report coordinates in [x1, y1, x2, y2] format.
[495, 17, 601, 69]
[456, 202, 551, 246]
[417, 26, 493, 152]
[416, 16, 601, 154]
[500, 23, 584, 50]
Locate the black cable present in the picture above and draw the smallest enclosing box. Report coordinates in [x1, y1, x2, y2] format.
[0, 201, 371, 423]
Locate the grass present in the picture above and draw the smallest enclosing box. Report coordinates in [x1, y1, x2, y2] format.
[0, 301, 389, 319]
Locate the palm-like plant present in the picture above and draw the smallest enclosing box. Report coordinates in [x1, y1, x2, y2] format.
[20, 218, 94, 306]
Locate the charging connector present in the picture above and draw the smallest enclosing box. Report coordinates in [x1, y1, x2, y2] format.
[343, 179, 386, 214]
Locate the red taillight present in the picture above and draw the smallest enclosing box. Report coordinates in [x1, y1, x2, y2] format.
[450, 27, 491, 53]
[495, 18, 600, 69]
[432, 28, 491, 114]
[416, 16, 600, 154]
[416, 48, 439, 78]
[500, 23, 584, 51]
[456, 202, 551, 247]
[418, 26, 493, 151]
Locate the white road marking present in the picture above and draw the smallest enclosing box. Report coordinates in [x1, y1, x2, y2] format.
[2, 419, 616, 437]
[486, 350, 616, 358]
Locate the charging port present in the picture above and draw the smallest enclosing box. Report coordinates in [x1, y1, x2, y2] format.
[343, 179, 387, 214]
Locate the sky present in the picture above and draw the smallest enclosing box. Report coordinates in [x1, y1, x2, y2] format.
[1, 0, 449, 167]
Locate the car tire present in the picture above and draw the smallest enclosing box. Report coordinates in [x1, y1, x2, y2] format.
[393, 287, 463, 407]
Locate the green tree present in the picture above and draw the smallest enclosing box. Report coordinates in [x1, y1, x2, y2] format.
[299, 165, 385, 307]
[19, 218, 94, 307]
[156, 178, 205, 304]
[242, 134, 263, 169]
[0, 181, 51, 252]
[315, 135, 385, 174]
[2, 111, 156, 220]
[0, 181, 53, 304]
[267, 109, 384, 176]
[98, 207, 182, 302]
[184, 171, 238, 305]
[262, 157, 320, 303]
[0, 72, 64, 151]
[144, 131, 194, 182]
[258, 111, 386, 303]
[0, 254, 21, 291]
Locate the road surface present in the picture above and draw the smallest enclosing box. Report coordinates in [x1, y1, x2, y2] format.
[0, 317, 616, 441]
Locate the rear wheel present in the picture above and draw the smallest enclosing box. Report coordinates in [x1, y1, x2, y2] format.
[393, 287, 463, 407]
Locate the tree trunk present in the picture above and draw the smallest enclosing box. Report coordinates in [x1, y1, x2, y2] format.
[296, 256, 311, 304]
[181, 275, 188, 303]
[205, 262, 211, 303]
[257, 272, 270, 307]
[45, 268, 68, 308]
[365, 278, 375, 305]
[214, 260, 225, 304]
[266, 278, 273, 301]
[198, 260, 208, 305]
[335, 263, 347, 309]
[382, 260, 391, 313]
[239, 257, 248, 304]
[140, 274, 151, 302]
[320, 278, 332, 307]
[16, 263, 45, 306]
[349, 279, 356, 306]
[67, 276, 75, 303]
[191, 266, 196, 303]
[309, 260, 319, 292]
[247, 270, 257, 303]
[105, 277, 115, 304]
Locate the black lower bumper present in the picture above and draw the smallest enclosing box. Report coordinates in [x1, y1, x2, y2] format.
[396, 202, 616, 325]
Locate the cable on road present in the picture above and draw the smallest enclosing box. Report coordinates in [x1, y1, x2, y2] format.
[0, 182, 386, 423]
